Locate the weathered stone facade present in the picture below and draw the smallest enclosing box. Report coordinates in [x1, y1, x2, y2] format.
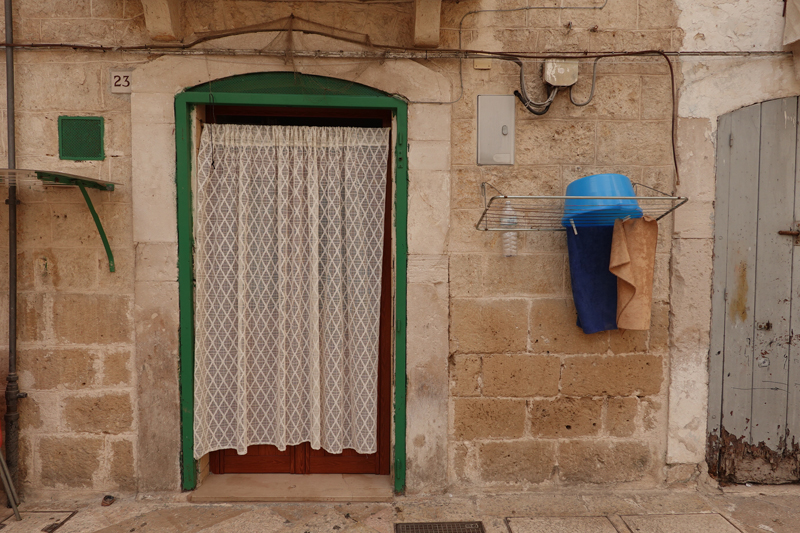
[0, 0, 786, 498]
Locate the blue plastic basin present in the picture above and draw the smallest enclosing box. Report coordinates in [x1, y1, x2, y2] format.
[561, 173, 642, 227]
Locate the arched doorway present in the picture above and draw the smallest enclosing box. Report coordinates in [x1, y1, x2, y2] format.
[174, 72, 409, 491]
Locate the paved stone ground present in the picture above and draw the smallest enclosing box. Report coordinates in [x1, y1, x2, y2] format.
[0, 484, 797, 532]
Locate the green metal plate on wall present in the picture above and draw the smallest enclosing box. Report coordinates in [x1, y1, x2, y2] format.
[58, 116, 105, 161]
[187, 72, 388, 97]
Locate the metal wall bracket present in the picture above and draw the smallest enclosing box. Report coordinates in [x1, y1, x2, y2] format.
[0, 169, 118, 272]
[77, 184, 114, 272]
[35, 171, 116, 272]
[35, 171, 117, 273]
[777, 221, 800, 245]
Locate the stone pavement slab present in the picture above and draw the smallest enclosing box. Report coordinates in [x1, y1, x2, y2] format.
[91, 506, 247, 533]
[2, 486, 798, 533]
[198, 507, 288, 532]
[506, 516, 618, 533]
[622, 513, 741, 533]
[707, 486, 800, 533]
[55, 501, 182, 533]
[0, 511, 74, 532]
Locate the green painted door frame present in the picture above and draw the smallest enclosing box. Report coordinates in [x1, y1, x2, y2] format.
[174, 74, 408, 493]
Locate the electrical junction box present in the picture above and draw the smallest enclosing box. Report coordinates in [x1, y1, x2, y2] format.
[477, 95, 515, 165]
[543, 59, 579, 87]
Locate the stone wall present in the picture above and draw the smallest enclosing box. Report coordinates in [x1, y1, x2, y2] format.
[0, 46, 142, 495]
[0, 0, 146, 499]
[0, 0, 704, 496]
[439, 0, 679, 492]
[447, 53, 676, 487]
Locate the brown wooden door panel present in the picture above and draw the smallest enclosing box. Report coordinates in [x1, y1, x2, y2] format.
[308, 448, 378, 474]
[220, 455, 293, 474]
[213, 445, 292, 474]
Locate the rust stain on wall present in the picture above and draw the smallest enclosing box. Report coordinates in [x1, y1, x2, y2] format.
[729, 261, 749, 323]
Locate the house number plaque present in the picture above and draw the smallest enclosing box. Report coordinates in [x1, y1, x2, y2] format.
[109, 69, 133, 94]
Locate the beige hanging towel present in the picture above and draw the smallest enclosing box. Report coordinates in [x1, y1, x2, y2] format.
[609, 216, 658, 330]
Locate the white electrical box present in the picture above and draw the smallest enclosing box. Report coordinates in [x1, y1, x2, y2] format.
[477, 95, 515, 165]
[543, 59, 579, 87]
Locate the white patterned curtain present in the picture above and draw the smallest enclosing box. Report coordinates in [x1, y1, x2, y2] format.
[193, 124, 390, 459]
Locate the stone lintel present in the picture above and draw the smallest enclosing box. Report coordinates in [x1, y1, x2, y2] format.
[788, 42, 800, 82]
[413, 0, 442, 48]
[141, 0, 183, 42]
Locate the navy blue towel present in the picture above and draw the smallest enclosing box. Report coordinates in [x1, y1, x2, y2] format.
[566, 226, 618, 334]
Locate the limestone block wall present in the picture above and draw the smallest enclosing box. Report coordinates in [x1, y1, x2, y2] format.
[0, 1, 145, 496]
[8, 50, 144, 497]
[2, 50, 142, 496]
[447, 56, 676, 487]
[437, 0, 681, 493]
[0, 0, 698, 495]
[437, 0, 681, 490]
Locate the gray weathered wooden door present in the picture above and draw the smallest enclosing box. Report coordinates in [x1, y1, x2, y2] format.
[708, 97, 800, 483]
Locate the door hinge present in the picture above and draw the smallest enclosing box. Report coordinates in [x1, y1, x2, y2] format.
[729, 133, 734, 147]
[724, 289, 728, 301]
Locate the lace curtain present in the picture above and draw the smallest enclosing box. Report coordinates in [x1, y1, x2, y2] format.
[193, 124, 390, 459]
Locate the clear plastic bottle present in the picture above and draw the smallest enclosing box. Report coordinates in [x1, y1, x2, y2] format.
[500, 200, 517, 257]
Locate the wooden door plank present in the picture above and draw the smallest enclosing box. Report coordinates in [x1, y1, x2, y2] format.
[215, 445, 293, 473]
[720, 102, 761, 442]
[709, 111, 733, 443]
[787, 98, 800, 447]
[220, 456, 293, 473]
[309, 448, 379, 473]
[209, 450, 222, 475]
[293, 442, 311, 474]
[751, 97, 797, 448]
[377, 131, 393, 476]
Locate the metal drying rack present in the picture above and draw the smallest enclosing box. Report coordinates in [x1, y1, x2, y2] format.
[475, 182, 689, 232]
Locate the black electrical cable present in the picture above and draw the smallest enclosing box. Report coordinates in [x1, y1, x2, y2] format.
[510, 57, 559, 115]
[570, 57, 601, 107]
[492, 50, 680, 186]
[0, 24, 685, 184]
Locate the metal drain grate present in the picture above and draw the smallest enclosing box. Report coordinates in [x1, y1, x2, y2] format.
[395, 522, 486, 533]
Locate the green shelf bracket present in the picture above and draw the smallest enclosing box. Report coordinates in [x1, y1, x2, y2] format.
[77, 184, 115, 273]
[35, 171, 116, 191]
[32, 171, 117, 273]
[0, 169, 118, 273]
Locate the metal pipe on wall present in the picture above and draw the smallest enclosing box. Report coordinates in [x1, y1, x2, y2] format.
[4, 0, 21, 489]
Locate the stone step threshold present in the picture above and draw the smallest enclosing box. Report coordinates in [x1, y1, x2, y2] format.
[189, 473, 393, 503]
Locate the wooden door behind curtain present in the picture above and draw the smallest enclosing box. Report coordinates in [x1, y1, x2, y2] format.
[203, 106, 393, 475]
